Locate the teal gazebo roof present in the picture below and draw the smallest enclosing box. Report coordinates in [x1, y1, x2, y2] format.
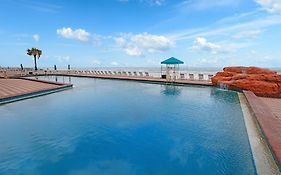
[161, 57, 184, 64]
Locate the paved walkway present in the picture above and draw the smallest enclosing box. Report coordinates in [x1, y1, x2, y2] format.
[0, 78, 71, 101]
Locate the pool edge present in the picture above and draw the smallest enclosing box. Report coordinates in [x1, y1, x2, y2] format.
[56, 74, 213, 87]
[0, 85, 73, 105]
[238, 93, 280, 175]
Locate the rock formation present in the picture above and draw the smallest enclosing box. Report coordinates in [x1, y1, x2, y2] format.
[212, 66, 281, 97]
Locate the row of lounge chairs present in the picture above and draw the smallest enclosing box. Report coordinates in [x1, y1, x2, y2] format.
[71, 70, 213, 80]
[0, 68, 214, 81]
[72, 70, 150, 77]
[180, 73, 213, 80]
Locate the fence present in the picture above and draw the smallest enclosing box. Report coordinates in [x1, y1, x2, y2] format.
[0, 68, 214, 81]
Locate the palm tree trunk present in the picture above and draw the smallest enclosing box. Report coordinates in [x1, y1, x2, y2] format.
[34, 56, 37, 71]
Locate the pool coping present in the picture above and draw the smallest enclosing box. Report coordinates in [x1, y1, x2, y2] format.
[17, 77, 72, 86]
[54, 73, 213, 87]
[239, 93, 280, 175]
[0, 78, 73, 105]
[242, 91, 281, 173]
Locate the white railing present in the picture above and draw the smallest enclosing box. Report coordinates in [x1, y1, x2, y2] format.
[0, 68, 214, 81]
[61, 69, 214, 81]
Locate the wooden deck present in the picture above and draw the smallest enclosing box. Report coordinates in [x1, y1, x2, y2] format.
[0, 78, 72, 104]
[244, 91, 281, 169]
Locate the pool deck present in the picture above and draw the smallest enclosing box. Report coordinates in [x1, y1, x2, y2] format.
[259, 97, 281, 120]
[63, 73, 213, 86]
[0, 78, 72, 104]
[244, 91, 281, 170]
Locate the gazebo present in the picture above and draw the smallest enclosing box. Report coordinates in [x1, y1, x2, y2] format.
[161, 57, 184, 81]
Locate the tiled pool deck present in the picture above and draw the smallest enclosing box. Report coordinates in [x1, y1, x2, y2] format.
[0, 78, 72, 104]
[259, 97, 281, 120]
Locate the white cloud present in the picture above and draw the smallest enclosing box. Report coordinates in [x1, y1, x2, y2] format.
[191, 37, 222, 54]
[198, 58, 220, 64]
[233, 30, 262, 39]
[131, 33, 173, 52]
[169, 15, 281, 41]
[56, 56, 70, 62]
[92, 60, 101, 65]
[149, 0, 165, 6]
[118, 0, 165, 6]
[190, 37, 244, 54]
[255, 0, 281, 13]
[115, 37, 126, 47]
[176, 0, 241, 11]
[251, 50, 257, 54]
[115, 33, 174, 56]
[11, 1, 61, 13]
[32, 34, 40, 42]
[124, 46, 142, 56]
[57, 27, 90, 42]
[111, 61, 119, 66]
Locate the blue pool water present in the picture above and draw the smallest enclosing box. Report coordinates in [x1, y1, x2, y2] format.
[0, 76, 256, 175]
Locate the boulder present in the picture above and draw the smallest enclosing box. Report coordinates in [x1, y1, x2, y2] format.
[212, 66, 281, 97]
[223, 66, 277, 74]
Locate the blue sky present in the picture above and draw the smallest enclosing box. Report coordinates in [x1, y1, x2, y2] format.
[0, 0, 281, 68]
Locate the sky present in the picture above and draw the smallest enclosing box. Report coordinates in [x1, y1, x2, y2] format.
[0, 0, 281, 68]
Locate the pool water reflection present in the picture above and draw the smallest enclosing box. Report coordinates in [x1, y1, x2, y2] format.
[0, 76, 256, 175]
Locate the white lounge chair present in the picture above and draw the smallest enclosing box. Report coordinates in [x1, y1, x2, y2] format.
[180, 73, 185, 79]
[199, 74, 204, 80]
[208, 74, 213, 80]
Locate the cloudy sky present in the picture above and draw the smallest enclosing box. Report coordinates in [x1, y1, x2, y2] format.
[0, 0, 281, 68]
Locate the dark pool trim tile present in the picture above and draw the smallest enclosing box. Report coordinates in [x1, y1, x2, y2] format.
[244, 90, 281, 171]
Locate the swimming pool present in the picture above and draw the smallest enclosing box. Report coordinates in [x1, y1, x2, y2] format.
[0, 76, 256, 174]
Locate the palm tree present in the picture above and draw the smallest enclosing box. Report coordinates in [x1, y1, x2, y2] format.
[27, 48, 42, 71]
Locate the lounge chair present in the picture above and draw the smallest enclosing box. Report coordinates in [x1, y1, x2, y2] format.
[199, 74, 204, 80]
[208, 74, 213, 80]
[180, 73, 185, 79]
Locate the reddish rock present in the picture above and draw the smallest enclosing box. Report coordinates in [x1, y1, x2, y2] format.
[231, 74, 248, 80]
[212, 66, 281, 97]
[223, 66, 277, 74]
